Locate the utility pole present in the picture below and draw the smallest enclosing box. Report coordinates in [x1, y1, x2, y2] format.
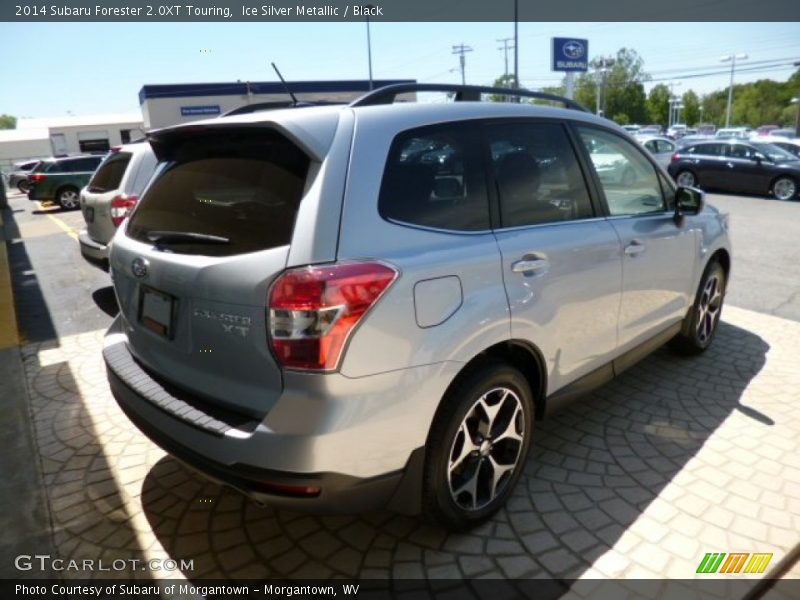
[452, 43, 473, 85]
[365, 8, 374, 90]
[721, 53, 748, 127]
[513, 0, 519, 89]
[497, 37, 515, 85]
[590, 57, 615, 117]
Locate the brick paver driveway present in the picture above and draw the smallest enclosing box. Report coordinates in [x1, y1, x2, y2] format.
[19, 304, 800, 586]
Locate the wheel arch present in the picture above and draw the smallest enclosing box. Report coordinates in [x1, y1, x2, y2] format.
[709, 247, 730, 279]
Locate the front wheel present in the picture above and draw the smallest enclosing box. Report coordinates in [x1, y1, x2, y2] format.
[56, 186, 80, 210]
[423, 362, 533, 530]
[771, 176, 797, 201]
[675, 170, 697, 188]
[671, 261, 726, 355]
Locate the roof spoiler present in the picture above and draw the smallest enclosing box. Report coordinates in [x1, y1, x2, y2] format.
[349, 83, 590, 112]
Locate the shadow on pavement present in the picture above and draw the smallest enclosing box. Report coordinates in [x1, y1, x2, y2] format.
[92, 286, 119, 317]
[139, 320, 769, 580]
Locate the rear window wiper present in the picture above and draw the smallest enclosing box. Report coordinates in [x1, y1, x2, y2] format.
[146, 231, 231, 248]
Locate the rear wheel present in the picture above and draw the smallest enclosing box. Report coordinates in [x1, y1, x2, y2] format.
[771, 176, 797, 201]
[423, 362, 533, 530]
[675, 170, 697, 188]
[671, 261, 726, 355]
[56, 186, 80, 210]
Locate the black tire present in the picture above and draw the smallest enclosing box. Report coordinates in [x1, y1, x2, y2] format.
[55, 186, 80, 210]
[675, 169, 697, 188]
[17, 180, 30, 194]
[423, 361, 534, 531]
[670, 260, 726, 355]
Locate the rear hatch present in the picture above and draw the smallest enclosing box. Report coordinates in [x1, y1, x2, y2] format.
[110, 123, 324, 418]
[82, 150, 132, 244]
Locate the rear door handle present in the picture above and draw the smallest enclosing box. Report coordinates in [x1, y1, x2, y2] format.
[624, 240, 646, 257]
[511, 257, 550, 274]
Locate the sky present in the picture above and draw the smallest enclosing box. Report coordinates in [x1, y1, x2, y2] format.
[1, 21, 799, 118]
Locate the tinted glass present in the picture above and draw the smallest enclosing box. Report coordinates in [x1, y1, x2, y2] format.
[79, 139, 111, 154]
[726, 144, 758, 159]
[685, 144, 723, 156]
[127, 132, 309, 257]
[750, 143, 797, 162]
[487, 121, 593, 227]
[577, 127, 665, 216]
[378, 123, 489, 231]
[87, 152, 131, 193]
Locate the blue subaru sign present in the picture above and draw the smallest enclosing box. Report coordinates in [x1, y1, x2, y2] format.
[552, 38, 589, 72]
[180, 105, 221, 116]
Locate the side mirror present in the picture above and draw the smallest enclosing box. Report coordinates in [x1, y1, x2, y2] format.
[674, 186, 704, 222]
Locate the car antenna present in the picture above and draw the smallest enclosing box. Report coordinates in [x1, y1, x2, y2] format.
[271, 62, 299, 106]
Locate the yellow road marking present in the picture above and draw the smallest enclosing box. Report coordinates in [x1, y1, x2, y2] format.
[0, 210, 21, 349]
[43, 211, 79, 241]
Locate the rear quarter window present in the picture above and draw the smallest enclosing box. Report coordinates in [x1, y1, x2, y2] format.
[378, 123, 490, 232]
[87, 152, 132, 193]
[126, 131, 309, 257]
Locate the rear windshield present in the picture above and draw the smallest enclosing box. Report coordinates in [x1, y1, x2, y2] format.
[126, 132, 309, 257]
[87, 152, 132, 193]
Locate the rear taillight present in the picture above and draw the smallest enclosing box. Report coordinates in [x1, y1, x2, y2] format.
[110, 146, 122, 153]
[29, 173, 46, 182]
[671, 152, 680, 162]
[268, 262, 398, 371]
[110, 194, 138, 227]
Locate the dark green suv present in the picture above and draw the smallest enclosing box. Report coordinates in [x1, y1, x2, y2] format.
[28, 155, 104, 209]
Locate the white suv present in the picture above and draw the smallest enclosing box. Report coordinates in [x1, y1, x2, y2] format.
[103, 84, 731, 530]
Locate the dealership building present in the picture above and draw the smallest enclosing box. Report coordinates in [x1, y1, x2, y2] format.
[1, 79, 413, 173]
[138, 79, 415, 129]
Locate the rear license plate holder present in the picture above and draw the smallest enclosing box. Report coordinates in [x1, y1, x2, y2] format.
[139, 286, 176, 339]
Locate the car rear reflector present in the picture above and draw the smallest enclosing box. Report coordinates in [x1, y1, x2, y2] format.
[268, 262, 398, 371]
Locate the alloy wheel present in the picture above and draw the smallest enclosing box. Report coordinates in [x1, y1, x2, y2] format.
[696, 273, 722, 345]
[59, 189, 80, 209]
[773, 178, 797, 201]
[447, 386, 525, 511]
[676, 171, 696, 187]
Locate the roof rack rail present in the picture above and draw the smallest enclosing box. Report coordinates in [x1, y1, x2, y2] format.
[349, 83, 590, 112]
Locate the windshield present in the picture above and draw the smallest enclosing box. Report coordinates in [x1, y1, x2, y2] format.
[751, 143, 798, 162]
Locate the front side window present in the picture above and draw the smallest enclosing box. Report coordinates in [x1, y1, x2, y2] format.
[577, 126, 666, 217]
[486, 121, 594, 227]
[378, 123, 489, 231]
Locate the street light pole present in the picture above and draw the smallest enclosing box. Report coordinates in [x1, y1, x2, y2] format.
[721, 53, 748, 128]
[365, 9, 374, 90]
[792, 97, 800, 138]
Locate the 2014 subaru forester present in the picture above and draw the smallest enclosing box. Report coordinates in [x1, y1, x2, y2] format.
[104, 84, 731, 530]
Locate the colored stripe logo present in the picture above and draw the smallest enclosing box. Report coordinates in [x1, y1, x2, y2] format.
[696, 552, 772, 574]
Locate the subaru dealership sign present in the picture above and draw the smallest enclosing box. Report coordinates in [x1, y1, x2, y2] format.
[551, 38, 589, 72]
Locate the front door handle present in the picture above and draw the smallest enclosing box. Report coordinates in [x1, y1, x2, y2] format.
[624, 240, 646, 257]
[511, 257, 550, 274]
[726, 162, 734, 168]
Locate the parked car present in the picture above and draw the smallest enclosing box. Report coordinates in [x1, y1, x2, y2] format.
[676, 134, 715, 148]
[755, 124, 780, 136]
[760, 136, 800, 159]
[7, 159, 42, 193]
[637, 135, 677, 168]
[715, 127, 752, 139]
[103, 84, 731, 530]
[769, 128, 797, 139]
[637, 124, 663, 136]
[27, 155, 104, 209]
[668, 140, 800, 200]
[79, 143, 158, 270]
[697, 124, 716, 136]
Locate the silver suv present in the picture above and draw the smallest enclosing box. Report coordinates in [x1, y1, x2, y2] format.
[104, 84, 731, 530]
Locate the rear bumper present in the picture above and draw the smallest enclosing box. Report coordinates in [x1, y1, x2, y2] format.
[102, 316, 450, 514]
[78, 230, 110, 271]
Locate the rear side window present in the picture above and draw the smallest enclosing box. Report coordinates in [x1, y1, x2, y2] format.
[686, 144, 723, 156]
[486, 121, 593, 228]
[379, 123, 489, 231]
[87, 152, 132, 193]
[127, 132, 309, 257]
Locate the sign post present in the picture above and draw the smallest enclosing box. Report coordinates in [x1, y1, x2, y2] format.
[551, 37, 589, 100]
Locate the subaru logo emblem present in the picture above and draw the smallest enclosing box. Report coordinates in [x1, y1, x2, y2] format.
[563, 41, 585, 60]
[131, 257, 149, 279]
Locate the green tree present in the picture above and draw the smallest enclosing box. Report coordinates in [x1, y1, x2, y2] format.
[681, 90, 700, 126]
[0, 114, 16, 129]
[574, 48, 649, 124]
[488, 73, 520, 102]
[646, 84, 670, 127]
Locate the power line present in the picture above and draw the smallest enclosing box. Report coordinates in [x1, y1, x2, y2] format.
[497, 37, 515, 83]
